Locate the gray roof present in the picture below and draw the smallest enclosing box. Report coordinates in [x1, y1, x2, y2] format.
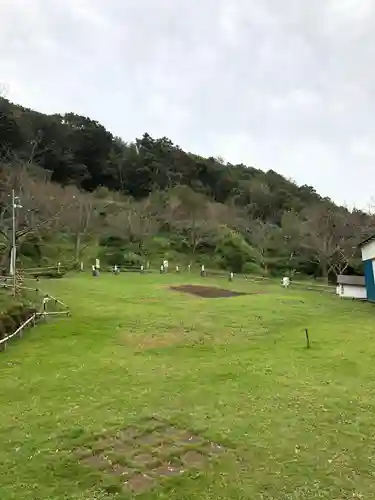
[337, 275, 365, 286]
[360, 234, 375, 247]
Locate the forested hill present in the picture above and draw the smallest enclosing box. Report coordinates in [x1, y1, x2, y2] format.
[1, 96, 325, 222]
[0, 96, 373, 279]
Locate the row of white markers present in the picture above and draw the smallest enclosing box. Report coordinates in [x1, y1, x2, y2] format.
[86, 259, 207, 274]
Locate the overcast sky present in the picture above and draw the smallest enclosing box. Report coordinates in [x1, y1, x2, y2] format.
[1, 0, 374, 208]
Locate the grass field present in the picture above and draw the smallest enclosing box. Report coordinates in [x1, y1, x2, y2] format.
[1, 273, 375, 499]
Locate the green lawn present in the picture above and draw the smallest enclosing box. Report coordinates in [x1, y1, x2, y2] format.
[1, 273, 375, 499]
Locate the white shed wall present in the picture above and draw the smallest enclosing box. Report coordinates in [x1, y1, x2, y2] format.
[339, 284, 367, 299]
[361, 239, 375, 261]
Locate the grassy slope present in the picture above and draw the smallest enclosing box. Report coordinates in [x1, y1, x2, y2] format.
[0, 273, 374, 499]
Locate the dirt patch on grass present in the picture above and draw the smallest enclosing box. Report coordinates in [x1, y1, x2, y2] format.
[152, 462, 185, 477]
[137, 430, 164, 446]
[131, 453, 158, 468]
[111, 464, 134, 477]
[125, 473, 155, 494]
[77, 417, 226, 495]
[181, 450, 207, 468]
[170, 285, 248, 298]
[155, 442, 182, 458]
[92, 438, 118, 452]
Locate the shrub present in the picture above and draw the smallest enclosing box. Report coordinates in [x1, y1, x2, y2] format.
[0, 320, 5, 339]
[122, 251, 143, 267]
[28, 270, 65, 279]
[8, 305, 24, 326]
[19, 307, 36, 322]
[0, 304, 36, 339]
[243, 262, 267, 276]
[214, 229, 260, 273]
[0, 314, 16, 334]
[19, 239, 42, 262]
[150, 236, 171, 252]
[100, 235, 128, 248]
[101, 249, 123, 267]
[99, 248, 144, 268]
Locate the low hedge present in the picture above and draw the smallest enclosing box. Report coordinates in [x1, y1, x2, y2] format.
[26, 270, 65, 279]
[0, 304, 37, 340]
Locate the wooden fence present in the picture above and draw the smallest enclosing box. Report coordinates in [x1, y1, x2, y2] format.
[0, 313, 37, 349]
[0, 309, 70, 351]
[0, 288, 70, 353]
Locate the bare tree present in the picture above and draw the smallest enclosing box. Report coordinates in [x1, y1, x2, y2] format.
[325, 209, 373, 277]
[301, 205, 339, 278]
[57, 187, 103, 262]
[0, 166, 75, 271]
[104, 194, 162, 253]
[300, 204, 367, 279]
[279, 210, 304, 273]
[162, 186, 219, 254]
[247, 219, 280, 272]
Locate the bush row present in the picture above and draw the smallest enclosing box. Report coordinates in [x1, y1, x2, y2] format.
[25, 270, 66, 279]
[0, 304, 37, 339]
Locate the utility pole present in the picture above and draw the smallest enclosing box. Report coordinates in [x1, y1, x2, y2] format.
[10, 190, 22, 297]
[11, 189, 16, 297]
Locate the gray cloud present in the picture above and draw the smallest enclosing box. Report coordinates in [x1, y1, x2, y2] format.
[1, 0, 375, 208]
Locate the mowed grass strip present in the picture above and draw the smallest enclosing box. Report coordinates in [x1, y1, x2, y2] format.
[1, 273, 375, 499]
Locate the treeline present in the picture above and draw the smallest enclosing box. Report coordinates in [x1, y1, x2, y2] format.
[1, 96, 325, 220]
[0, 96, 373, 279]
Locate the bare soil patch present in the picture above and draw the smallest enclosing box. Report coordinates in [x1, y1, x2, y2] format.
[125, 473, 155, 493]
[152, 462, 185, 477]
[77, 416, 226, 495]
[131, 453, 158, 468]
[175, 431, 205, 446]
[111, 464, 134, 477]
[181, 450, 207, 468]
[170, 285, 248, 298]
[111, 440, 136, 455]
[137, 430, 164, 446]
[155, 442, 182, 457]
[92, 437, 117, 452]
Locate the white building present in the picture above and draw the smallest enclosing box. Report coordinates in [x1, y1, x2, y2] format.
[336, 275, 367, 300]
[360, 235, 375, 302]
